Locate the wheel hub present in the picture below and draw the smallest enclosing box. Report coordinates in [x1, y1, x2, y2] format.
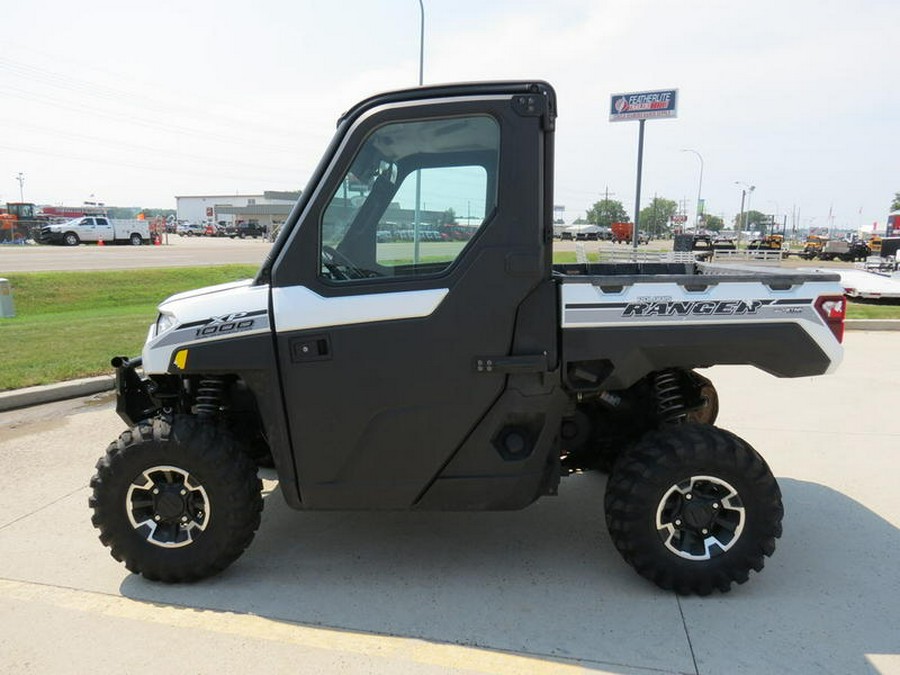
[655, 475, 745, 561]
[153, 487, 187, 520]
[126, 465, 210, 548]
[681, 500, 715, 530]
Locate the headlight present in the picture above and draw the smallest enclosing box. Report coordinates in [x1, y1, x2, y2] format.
[156, 312, 177, 335]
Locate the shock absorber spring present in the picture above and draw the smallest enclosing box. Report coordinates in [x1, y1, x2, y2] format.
[654, 369, 687, 425]
[195, 376, 225, 418]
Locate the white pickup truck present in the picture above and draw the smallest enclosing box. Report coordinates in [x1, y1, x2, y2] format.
[89, 81, 846, 595]
[40, 217, 150, 246]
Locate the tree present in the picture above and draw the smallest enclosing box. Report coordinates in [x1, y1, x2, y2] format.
[106, 207, 141, 219]
[891, 192, 900, 212]
[440, 208, 457, 225]
[639, 197, 677, 237]
[700, 214, 724, 232]
[734, 210, 768, 233]
[586, 199, 630, 229]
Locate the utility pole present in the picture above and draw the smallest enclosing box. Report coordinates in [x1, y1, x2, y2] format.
[599, 186, 616, 227]
[680, 149, 704, 230]
[15, 172, 25, 202]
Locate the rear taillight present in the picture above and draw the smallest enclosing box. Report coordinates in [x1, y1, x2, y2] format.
[815, 295, 846, 343]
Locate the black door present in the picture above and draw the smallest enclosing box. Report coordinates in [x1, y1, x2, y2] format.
[270, 85, 555, 508]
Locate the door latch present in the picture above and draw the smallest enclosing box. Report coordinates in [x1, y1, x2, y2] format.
[290, 335, 331, 363]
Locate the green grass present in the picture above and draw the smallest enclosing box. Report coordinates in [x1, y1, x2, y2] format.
[0, 266, 257, 390]
[0, 261, 896, 391]
[845, 301, 900, 320]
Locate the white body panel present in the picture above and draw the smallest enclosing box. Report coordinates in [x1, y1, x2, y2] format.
[271, 286, 449, 333]
[143, 281, 269, 374]
[141, 281, 450, 374]
[560, 277, 844, 373]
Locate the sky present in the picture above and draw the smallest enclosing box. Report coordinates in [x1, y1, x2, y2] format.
[1, 0, 897, 231]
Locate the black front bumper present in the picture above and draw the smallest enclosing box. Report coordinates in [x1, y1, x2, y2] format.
[112, 356, 158, 427]
[39, 228, 65, 245]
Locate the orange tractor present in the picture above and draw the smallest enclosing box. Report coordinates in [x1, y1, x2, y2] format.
[0, 203, 43, 243]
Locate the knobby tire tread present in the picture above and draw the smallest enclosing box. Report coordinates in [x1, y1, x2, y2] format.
[604, 424, 783, 595]
[89, 416, 263, 582]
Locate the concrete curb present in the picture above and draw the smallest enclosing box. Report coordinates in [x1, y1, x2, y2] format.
[845, 319, 900, 331]
[0, 375, 115, 412]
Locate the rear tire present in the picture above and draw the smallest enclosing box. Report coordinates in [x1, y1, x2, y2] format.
[604, 424, 782, 595]
[89, 416, 263, 582]
[130, 233, 143, 246]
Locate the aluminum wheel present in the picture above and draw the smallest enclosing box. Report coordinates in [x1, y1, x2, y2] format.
[655, 474, 745, 561]
[125, 465, 210, 548]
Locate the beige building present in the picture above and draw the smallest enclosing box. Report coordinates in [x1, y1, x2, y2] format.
[175, 191, 301, 232]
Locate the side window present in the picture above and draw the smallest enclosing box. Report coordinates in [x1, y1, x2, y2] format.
[374, 165, 487, 269]
[320, 115, 499, 283]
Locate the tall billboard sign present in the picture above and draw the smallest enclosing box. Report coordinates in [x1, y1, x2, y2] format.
[609, 89, 678, 122]
[610, 88, 679, 249]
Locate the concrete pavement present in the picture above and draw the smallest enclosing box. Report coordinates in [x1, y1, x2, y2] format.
[0, 332, 898, 674]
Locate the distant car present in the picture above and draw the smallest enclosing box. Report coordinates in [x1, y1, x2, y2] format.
[225, 222, 266, 239]
[176, 222, 205, 236]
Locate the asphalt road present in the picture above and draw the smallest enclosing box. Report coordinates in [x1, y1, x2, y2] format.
[0, 332, 897, 674]
[0, 235, 273, 273]
[0, 236, 854, 274]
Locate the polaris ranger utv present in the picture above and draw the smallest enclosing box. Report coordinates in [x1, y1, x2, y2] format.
[90, 81, 846, 594]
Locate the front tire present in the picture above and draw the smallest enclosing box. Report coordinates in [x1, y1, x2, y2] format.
[64, 232, 79, 246]
[604, 425, 782, 595]
[89, 416, 263, 582]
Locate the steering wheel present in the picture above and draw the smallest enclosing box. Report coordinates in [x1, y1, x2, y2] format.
[322, 245, 366, 280]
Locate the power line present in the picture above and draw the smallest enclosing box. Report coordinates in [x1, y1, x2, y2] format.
[0, 116, 309, 175]
[0, 55, 320, 140]
[0, 142, 302, 185]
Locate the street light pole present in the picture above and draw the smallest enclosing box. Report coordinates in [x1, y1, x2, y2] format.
[15, 172, 25, 202]
[734, 181, 755, 247]
[418, 0, 424, 86]
[681, 149, 703, 230]
[413, 0, 425, 264]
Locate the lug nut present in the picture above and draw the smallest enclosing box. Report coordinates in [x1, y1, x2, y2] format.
[674, 519, 682, 527]
[712, 503, 720, 509]
[153, 515, 161, 521]
[180, 489, 187, 496]
[702, 528, 709, 535]
[181, 516, 188, 522]
[685, 493, 693, 500]
[152, 488, 159, 495]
